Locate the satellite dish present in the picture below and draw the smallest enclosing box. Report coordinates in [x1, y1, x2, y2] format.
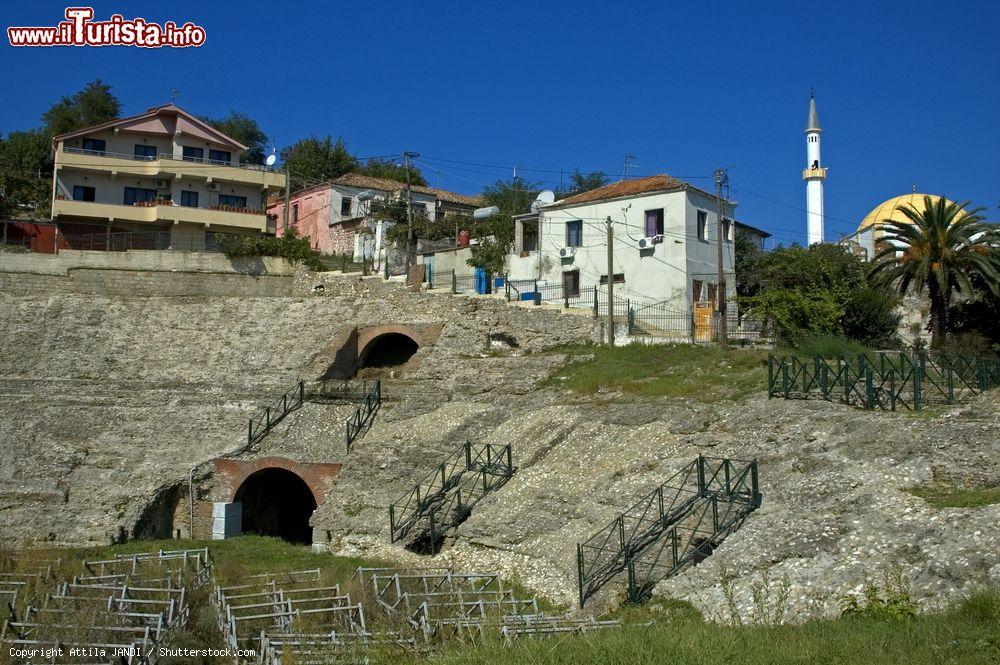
[265, 152, 277, 167]
[530, 189, 556, 213]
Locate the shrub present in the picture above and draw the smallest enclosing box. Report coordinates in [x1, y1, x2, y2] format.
[218, 227, 323, 270]
[839, 566, 918, 620]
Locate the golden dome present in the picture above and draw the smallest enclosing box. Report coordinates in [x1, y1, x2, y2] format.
[858, 193, 959, 233]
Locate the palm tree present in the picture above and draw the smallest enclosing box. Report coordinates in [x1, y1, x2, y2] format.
[869, 196, 999, 349]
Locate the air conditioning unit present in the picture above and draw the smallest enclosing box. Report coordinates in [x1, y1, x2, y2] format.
[638, 235, 662, 249]
[207, 182, 221, 192]
[154, 179, 169, 189]
[558, 246, 576, 258]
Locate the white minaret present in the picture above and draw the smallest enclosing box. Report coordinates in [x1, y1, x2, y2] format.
[803, 90, 826, 245]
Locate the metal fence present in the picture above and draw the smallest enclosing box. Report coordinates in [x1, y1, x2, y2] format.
[768, 351, 1000, 411]
[247, 381, 305, 447]
[345, 379, 382, 452]
[389, 442, 515, 548]
[59, 230, 238, 253]
[576, 456, 761, 606]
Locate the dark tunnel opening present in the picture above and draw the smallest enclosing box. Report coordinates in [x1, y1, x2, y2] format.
[234, 468, 317, 544]
[359, 333, 419, 369]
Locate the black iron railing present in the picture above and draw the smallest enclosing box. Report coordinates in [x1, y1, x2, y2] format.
[389, 442, 515, 546]
[577, 456, 761, 606]
[247, 381, 305, 447]
[345, 379, 382, 452]
[768, 351, 1000, 411]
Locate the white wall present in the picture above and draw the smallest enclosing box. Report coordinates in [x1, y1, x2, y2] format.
[57, 171, 262, 210]
[516, 189, 737, 311]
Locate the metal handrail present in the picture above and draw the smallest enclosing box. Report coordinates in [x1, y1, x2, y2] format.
[247, 381, 305, 447]
[345, 380, 381, 452]
[61, 145, 278, 172]
[576, 456, 760, 607]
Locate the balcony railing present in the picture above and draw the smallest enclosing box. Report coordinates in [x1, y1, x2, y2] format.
[54, 194, 266, 215]
[61, 146, 278, 173]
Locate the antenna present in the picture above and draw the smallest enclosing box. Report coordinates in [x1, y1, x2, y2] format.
[622, 155, 638, 180]
[170, 88, 180, 102]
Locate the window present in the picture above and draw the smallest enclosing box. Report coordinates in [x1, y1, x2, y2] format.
[707, 284, 718, 309]
[644, 208, 664, 238]
[723, 218, 733, 242]
[692, 279, 704, 304]
[182, 146, 204, 162]
[697, 210, 708, 241]
[219, 194, 248, 208]
[566, 219, 583, 247]
[340, 196, 352, 216]
[208, 149, 231, 164]
[82, 138, 106, 154]
[562, 270, 580, 297]
[411, 202, 428, 218]
[291, 203, 299, 221]
[72, 185, 95, 201]
[180, 190, 199, 207]
[123, 187, 157, 205]
[133, 144, 157, 160]
[599, 273, 625, 285]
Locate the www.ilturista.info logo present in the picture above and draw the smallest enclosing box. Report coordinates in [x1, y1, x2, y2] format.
[7, 7, 206, 48]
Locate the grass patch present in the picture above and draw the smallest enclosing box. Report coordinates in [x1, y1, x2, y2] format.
[904, 484, 1000, 508]
[415, 588, 1000, 665]
[544, 343, 769, 401]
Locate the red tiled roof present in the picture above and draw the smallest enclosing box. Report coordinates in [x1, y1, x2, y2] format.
[553, 174, 692, 206]
[331, 173, 483, 207]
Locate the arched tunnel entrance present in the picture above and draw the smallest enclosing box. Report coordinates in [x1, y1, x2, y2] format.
[234, 468, 317, 544]
[358, 332, 419, 369]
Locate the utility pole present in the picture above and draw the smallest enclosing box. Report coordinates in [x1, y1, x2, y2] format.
[605, 216, 615, 348]
[282, 166, 290, 236]
[714, 168, 729, 350]
[403, 151, 419, 275]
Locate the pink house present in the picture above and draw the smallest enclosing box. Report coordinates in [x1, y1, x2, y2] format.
[267, 173, 482, 260]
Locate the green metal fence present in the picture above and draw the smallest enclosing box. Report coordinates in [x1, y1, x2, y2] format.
[576, 456, 761, 606]
[389, 442, 515, 549]
[345, 379, 382, 452]
[768, 351, 1000, 411]
[247, 381, 305, 446]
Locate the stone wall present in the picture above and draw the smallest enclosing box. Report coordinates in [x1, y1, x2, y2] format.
[0, 266, 598, 545]
[0, 249, 296, 277]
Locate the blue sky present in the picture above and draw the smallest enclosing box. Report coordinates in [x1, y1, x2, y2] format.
[3, 0, 998, 245]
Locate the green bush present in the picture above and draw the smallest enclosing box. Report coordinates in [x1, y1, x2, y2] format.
[738, 243, 900, 346]
[218, 228, 323, 270]
[839, 567, 918, 620]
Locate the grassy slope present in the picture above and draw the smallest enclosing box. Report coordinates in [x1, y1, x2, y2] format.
[904, 484, 1000, 508]
[544, 343, 769, 401]
[13, 538, 999, 664]
[421, 590, 1000, 665]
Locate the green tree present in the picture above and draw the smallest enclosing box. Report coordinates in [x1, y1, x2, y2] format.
[206, 111, 268, 165]
[868, 197, 1000, 349]
[734, 230, 766, 306]
[741, 243, 900, 345]
[41, 80, 121, 135]
[280, 136, 359, 190]
[557, 170, 607, 199]
[0, 130, 52, 217]
[359, 158, 427, 186]
[465, 178, 540, 275]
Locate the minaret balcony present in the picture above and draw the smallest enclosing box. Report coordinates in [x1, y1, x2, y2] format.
[802, 167, 827, 180]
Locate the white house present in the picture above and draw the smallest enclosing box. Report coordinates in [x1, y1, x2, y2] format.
[506, 174, 741, 313]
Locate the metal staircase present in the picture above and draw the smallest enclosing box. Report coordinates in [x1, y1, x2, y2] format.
[576, 456, 761, 606]
[389, 442, 515, 551]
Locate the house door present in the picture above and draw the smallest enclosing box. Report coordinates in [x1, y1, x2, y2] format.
[562, 270, 580, 298]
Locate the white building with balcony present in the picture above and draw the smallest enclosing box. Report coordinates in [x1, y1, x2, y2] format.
[50, 104, 286, 249]
[506, 174, 741, 313]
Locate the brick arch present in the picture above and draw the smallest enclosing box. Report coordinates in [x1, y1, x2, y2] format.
[223, 457, 339, 506]
[355, 324, 423, 360]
